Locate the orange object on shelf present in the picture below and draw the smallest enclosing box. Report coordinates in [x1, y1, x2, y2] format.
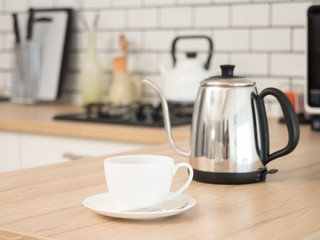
[285, 91, 296, 112]
[112, 56, 126, 73]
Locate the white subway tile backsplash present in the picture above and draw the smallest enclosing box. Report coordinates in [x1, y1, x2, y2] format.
[98, 52, 114, 71]
[4, 34, 14, 50]
[160, 7, 192, 28]
[195, 6, 229, 28]
[97, 32, 113, 50]
[55, 0, 78, 8]
[214, 29, 249, 51]
[252, 0, 290, 2]
[144, 30, 175, 51]
[158, 52, 173, 74]
[291, 79, 305, 92]
[143, 0, 175, 6]
[271, 53, 305, 77]
[252, 28, 291, 51]
[4, 0, 28, 12]
[211, 53, 229, 75]
[215, 0, 248, 2]
[293, 28, 306, 52]
[265, 102, 282, 117]
[140, 74, 164, 104]
[230, 53, 268, 75]
[99, 10, 126, 29]
[104, 52, 118, 72]
[128, 9, 157, 29]
[0, 73, 6, 88]
[272, 2, 309, 26]
[112, 0, 141, 8]
[132, 53, 158, 73]
[0, 0, 311, 116]
[30, 0, 54, 8]
[3, 72, 10, 89]
[0, 36, 5, 50]
[127, 54, 141, 73]
[255, 77, 290, 92]
[254, 77, 291, 116]
[0, 53, 11, 69]
[82, 0, 111, 9]
[177, 0, 210, 4]
[0, 15, 12, 31]
[232, 4, 269, 27]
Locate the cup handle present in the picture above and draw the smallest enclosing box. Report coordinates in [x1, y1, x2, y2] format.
[166, 162, 194, 201]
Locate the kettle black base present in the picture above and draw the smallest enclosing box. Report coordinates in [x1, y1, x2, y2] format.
[193, 168, 269, 184]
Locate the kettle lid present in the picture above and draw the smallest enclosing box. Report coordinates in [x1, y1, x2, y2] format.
[201, 65, 255, 87]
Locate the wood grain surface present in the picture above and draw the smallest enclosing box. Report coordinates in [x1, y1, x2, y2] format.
[0, 119, 320, 239]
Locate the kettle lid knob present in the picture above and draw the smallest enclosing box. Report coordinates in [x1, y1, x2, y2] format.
[220, 65, 235, 78]
[201, 64, 254, 87]
[186, 52, 197, 58]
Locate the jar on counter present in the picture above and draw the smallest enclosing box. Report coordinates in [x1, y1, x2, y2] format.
[81, 29, 103, 106]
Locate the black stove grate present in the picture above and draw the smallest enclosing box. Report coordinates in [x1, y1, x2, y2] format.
[54, 102, 193, 127]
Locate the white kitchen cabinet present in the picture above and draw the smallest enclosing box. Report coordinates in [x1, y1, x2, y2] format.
[0, 132, 21, 173]
[0, 130, 147, 172]
[21, 133, 147, 169]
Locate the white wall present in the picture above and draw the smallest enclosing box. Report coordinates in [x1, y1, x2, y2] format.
[0, 0, 316, 116]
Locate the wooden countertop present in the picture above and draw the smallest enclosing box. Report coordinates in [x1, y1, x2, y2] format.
[0, 120, 320, 239]
[0, 102, 190, 144]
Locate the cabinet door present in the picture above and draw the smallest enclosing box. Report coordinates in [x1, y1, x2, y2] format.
[0, 132, 21, 173]
[21, 133, 147, 169]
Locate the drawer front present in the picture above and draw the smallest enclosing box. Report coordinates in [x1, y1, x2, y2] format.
[21, 133, 147, 169]
[0, 132, 21, 173]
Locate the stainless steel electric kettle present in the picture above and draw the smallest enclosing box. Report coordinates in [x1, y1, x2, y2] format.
[141, 65, 300, 184]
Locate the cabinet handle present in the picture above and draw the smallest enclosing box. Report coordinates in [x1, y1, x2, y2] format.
[63, 152, 92, 160]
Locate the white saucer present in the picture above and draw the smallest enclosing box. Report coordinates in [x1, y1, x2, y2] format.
[83, 193, 196, 220]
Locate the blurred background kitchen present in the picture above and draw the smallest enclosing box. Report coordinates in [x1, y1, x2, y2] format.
[0, 0, 313, 116]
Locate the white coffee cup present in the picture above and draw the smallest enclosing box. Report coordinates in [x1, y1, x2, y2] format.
[104, 155, 193, 211]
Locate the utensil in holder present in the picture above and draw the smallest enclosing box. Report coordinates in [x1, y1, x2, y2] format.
[11, 42, 40, 104]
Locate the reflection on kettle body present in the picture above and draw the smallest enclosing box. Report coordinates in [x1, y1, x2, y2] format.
[141, 64, 299, 184]
[223, 120, 230, 160]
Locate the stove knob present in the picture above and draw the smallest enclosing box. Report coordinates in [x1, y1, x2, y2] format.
[152, 104, 163, 122]
[136, 105, 146, 121]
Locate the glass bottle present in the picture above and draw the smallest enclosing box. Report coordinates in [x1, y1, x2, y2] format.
[81, 29, 102, 106]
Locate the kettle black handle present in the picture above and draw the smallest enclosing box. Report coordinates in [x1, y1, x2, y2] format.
[255, 88, 300, 165]
[171, 35, 213, 70]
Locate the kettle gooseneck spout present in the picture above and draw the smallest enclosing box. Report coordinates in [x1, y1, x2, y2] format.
[140, 79, 190, 157]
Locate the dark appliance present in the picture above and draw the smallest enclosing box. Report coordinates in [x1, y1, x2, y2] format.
[54, 102, 193, 127]
[307, 5, 320, 129]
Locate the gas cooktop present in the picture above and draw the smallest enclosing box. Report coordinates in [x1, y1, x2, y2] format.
[54, 102, 193, 128]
